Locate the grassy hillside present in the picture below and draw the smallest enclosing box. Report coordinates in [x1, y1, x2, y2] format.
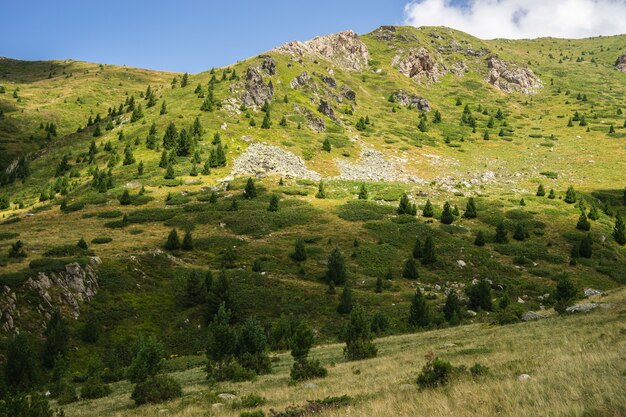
[0, 25, 625, 416]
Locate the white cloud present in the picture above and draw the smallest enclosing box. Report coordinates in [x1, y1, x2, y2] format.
[403, 0, 626, 39]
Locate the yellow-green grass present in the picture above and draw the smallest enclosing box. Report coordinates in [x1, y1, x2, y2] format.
[58, 288, 626, 417]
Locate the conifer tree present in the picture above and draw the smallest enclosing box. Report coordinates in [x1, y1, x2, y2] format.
[412, 237, 422, 259]
[244, 177, 257, 199]
[418, 118, 428, 132]
[343, 305, 377, 360]
[464, 197, 477, 218]
[123, 145, 135, 165]
[375, 276, 383, 293]
[588, 204, 599, 220]
[180, 72, 189, 87]
[397, 193, 417, 215]
[261, 112, 271, 129]
[403, 257, 418, 280]
[163, 122, 178, 149]
[495, 221, 508, 243]
[5, 333, 38, 393]
[466, 279, 492, 311]
[443, 292, 462, 324]
[579, 233, 593, 258]
[182, 231, 193, 250]
[358, 184, 368, 200]
[322, 137, 331, 152]
[554, 276, 577, 313]
[564, 186, 577, 203]
[268, 194, 279, 212]
[421, 236, 436, 265]
[119, 189, 131, 205]
[576, 210, 591, 231]
[326, 247, 346, 284]
[536, 184, 546, 196]
[337, 283, 353, 315]
[164, 163, 175, 179]
[291, 238, 307, 261]
[165, 229, 180, 250]
[316, 180, 326, 199]
[548, 188, 556, 199]
[42, 310, 68, 368]
[159, 150, 168, 168]
[609, 124, 615, 134]
[440, 202, 454, 224]
[137, 161, 144, 176]
[422, 199, 434, 217]
[513, 223, 527, 240]
[613, 213, 626, 245]
[130, 104, 144, 122]
[433, 110, 442, 123]
[408, 288, 430, 327]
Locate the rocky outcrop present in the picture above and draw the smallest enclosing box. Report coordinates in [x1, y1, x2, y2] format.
[616, 52, 626, 73]
[289, 71, 310, 89]
[231, 142, 321, 180]
[0, 257, 101, 334]
[521, 311, 548, 321]
[260, 55, 276, 76]
[335, 146, 404, 182]
[485, 57, 543, 94]
[242, 67, 274, 107]
[275, 30, 369, 71]
[391, 91, 431, 112]
[293, 104, 325, 132]
[319, 74, 337, 88]
[317, 100, 336, 120]
[392, 48, 444, 82]
[340, 85, 356, 101]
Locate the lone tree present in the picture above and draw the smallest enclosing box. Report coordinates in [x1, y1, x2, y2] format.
[613, 213, 626, 245]
[244, 177, 257, 199]
[576, 210, 591, 231]
[358, 184, 368, 200]
[398, 193, 417, 215]
[421, 236, 436, 265]
[322, 137, 331, 152]
[440, 202, 454, 224]
[268, 194, 280, 212]
[474, 230, 486, 246]
[403, 257, 418, 280]
[564, 186, 577, 204]
[408, 288, 430, 328]
[315, 180, 326, 199]
[412, 237, 422, 259]
[422, 199, 434, 217]
[326, 247, 346, 284]
[42, 310, 68, 368]
[495, 221, 508, 244]
[443, 292, 462, 325]
[291, 238, 307, 261]
[165, 229, 181, 250]
[289, 320, 327, 381]
[343, 304, 377, 361]
[336, 283, 353, 315]
[554, 276, 577, 313]
[466, 279, 492, 311]
[464, 197, 477, 218]
[182, 230, 194, 251]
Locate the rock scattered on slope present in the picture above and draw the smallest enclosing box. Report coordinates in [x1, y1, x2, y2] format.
[293, 104, 326, 132]
[521, 311, 548, 321]
[290, 71, 310, 89]
[275, 30, 369, 71]
[242, 67, 274, 107]
[260, 55, 276, 76]
[615, 52, 626, 73]
[317, 100, 336, 120]
[485, 57, 543, 94]
[231, 142, 321, 180]
[391, 90, 431, 111]
[340, 85, 356, 101]
[583, 288, 602, 297]
[392, 48, 444, 82]
[335, 146, 403, 182]
[565, 303, 608, 314]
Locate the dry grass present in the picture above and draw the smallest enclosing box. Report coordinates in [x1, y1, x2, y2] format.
[60, 288, 626, 417]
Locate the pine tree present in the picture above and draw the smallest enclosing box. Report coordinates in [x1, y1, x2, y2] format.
[548, 188, 556, 199]
[123, 145, 135, 165]
[93, 124, 102, 137]
[443, 292, 462, 324]
[579, 233, 593, 258]
[119, 189, 131, 205]
[402, 257, 418, 280]
[375, 276, 383, 293]
[408, 288, 430, 327]
[440, 202, 454, 224]
[343, 305, 377, 360]
[433, 110, 442, 123]
[495, 221, 508, 243]
[137, 161, 144, 176]
[182, 231, 193, 250]
[291, 238, 307, 261]
[261, 112, 271, 129]
[130, 104, 144, 122]
[397, 193, 417, 215]
[42, 310, 68, 368]
[244, 177, 257, 199]
[159, 150, 168, 168]
[466, 279, 492, 311]
[316, 180, 326, 199]
[609, 124, 615, 134]
[483, 130, 490, 140]
[326, 247, 346, 284]
[588, 204, 599, 220]
[464, 197, 477, 218]
[322, 137, 331, 152]
[536, 184, 546, 196]
[422, 199, 434, 217]
[412, 237, 422, 259]
[554, 276, 577, 313]
[165, 229, 180, 250]
[513, 223, 527, 241]
[268, 194, 279, 212]
[418, 118, 428, 132]
[164, 163, 175, 179]
[216, 144, 227, 166]
[564, 186, 577, 203]
[576, 210, 591, 231]
[358, 184, 368, 200]
[5, 333, 38, 393]
[163, 122, 178, 149]
[421, 236, 436, 265]
[613, 213, 626, 245]
[337, 284, 353, 314]
[180, 72, 189, 87]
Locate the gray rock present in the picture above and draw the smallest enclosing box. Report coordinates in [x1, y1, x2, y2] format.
[303, 383, 318, 389]
[485, 56, 543, 94]
[391, 90, 431, 112]
[615, 52, 626, 73]
[319, 74, 337, 88]
[565, 303, 601, 314]
[466, 310, 477, 317]
[289, 71, 310, 89]
[335, 146, 403, 182]
[317, 100, 335, 120]
[232, 142, 321, 180]
[260, 55, 276, 76]
[392, 48, 443, 82]
[293, 104, 325, 132]
[340, 85, 356, 101]
[521, 311, 547, 321]
[583, 288, 602, 297]
[242, 67, 273, 107]
[518, 374, 531, 382]
[217, 393, 237, 400]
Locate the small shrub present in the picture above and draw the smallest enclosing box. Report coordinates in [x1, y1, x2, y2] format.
[232, 394, 267, 409]
[91, 237, 113, 244]
[416, 355, 454, 388]
[81, 377, 111, 399]
[131, 375, 182, 405]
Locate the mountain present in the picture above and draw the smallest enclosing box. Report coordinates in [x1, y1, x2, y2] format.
[0, 26, 625, 416]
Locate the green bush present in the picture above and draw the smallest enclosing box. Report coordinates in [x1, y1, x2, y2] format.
[232, 394, 267, 409]
[336, 200, 393, 222]
[91, 237, 113, 244]
[240, 412, 265, 417]
[130, 375, 182, 405]
[290, 359, 328, 381]
[80, 377, 111, 399]
[416, 356, 454, 388]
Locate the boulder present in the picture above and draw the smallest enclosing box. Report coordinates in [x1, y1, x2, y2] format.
[319, 74, 337, 88]
[615, 52, 626, 73]
[217, 393, 237, 400]
[390, 91, 431, 112]
[485, 56, 543, 94]
[317, 100, 335, 119]
[275, 30, 369, 71]
[392, 48, 443, 82]
[583, 288, 602, 297]
[565, 303, 600, 314]
[289, 71, 310, 89]
[260, 55, 276, 76]
[340, 85, 356, 101]
[521, 311, 547, 321]
[293, 104, 325, 132]
[242, 67, 273, 107]
[517, 374, 532, 382]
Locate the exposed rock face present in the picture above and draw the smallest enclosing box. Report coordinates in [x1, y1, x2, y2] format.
[521, 311, 548, 321]
[290, 71, 310, 89]
[242, 67, 274, 107]
[260, 55, 276, 76]
[485, 57, 543, 94]
[294, 104, 325, 132]
[392, 48, 443, 82]
[616, 52, 626, 73]
[335, 146, 403, 182]
[275, 30, 369, 71]
[231, 142, 321, 180]
[391, 90, 431, 112]
[340, 85, 356, 101]
[317, 100, 336, 120]
[0, 257, 101, 334]
[319, 74, 337, 88]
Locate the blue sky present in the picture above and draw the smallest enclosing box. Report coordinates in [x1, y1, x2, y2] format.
[1, 0, 412, 73]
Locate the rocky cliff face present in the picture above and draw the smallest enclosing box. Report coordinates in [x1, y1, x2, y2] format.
[616, 52, 626, 73]
[392, 48, 445, 82]
[485, 57, 543, 94]
[391, 90, 431, 112]
[275, 30, 369, 71]
[0, 257, 101, 334]
[242, 67, 274, 107]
